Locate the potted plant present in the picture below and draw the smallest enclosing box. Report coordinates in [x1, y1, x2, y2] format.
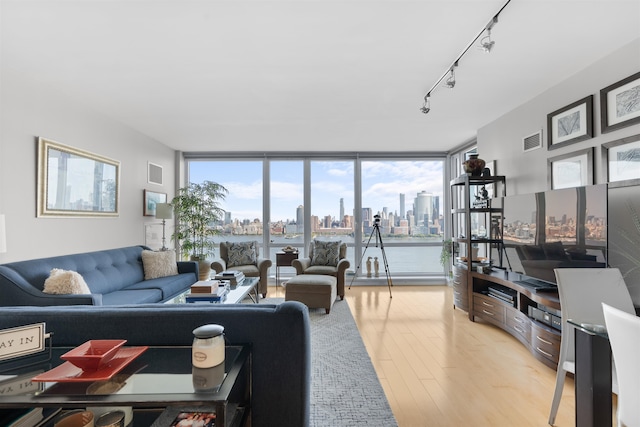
[440, 238, 454, 280]
[170, 181, 228, 280]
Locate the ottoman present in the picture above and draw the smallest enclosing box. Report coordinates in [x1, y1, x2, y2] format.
[285, 274, 337, 314]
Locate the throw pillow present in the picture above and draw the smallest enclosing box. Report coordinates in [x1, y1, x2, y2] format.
[141, 250, 179, 280]
[311, 240, 341, 267]
[43, 268, 91, 294]
[226, 241, 257, 267]
[542, 241, 569, 261]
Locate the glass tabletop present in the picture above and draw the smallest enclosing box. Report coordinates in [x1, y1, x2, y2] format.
[0, 345, 249, 408]
[567, 319, 609, 338]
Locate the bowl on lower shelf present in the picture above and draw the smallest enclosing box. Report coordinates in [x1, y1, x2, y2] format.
[60, 339, 127, 371]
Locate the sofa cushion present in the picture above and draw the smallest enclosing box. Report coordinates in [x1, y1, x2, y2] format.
[521, 244, 546, 260]
[43, 269, 91, 295]
[542, 241, 569, 260]
[125, 273, 195, 299]
[141, 250, 178, 280]
[101, 288, 163, 305]
[311, 240, 341, 266]
[226, 241, 257, 267]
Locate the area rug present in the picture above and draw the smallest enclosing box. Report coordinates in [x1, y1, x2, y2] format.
[262, 297, 398, 426]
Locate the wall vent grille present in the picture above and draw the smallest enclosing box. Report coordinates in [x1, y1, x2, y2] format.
[523, 130, 542, 152]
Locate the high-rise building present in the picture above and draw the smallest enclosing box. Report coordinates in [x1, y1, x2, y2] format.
[399, 193, 405, 219]
[339, 198, 344, 225]
[414, 191, 433, 226]
[296, 205, 304, 233]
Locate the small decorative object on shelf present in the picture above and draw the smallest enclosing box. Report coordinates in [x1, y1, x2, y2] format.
[462, 154, 486, 176]
[192, 324, 225, 369]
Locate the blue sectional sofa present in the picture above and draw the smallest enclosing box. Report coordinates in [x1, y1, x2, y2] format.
[0, 302, 311, 427]
[0, 246, 198, 306]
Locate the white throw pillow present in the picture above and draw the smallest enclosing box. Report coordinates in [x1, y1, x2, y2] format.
[142, 250, 178, 280]
[43, 268, 91, 294]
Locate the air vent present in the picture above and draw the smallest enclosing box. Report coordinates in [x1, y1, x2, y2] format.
[522, 130, 542, 152]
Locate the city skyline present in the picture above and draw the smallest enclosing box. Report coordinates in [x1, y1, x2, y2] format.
[189, 160, 444, 224]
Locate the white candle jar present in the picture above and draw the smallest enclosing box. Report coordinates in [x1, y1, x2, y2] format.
[192, 324, 225, 368]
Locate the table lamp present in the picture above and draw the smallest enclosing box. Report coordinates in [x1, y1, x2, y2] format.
[155, 203, 173, 251]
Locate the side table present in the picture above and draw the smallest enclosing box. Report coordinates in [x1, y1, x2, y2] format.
[276, 251, 299, 286]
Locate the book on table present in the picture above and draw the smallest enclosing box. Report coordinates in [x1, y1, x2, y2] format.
[186, 286, 229, 303]
[214, 270, 245, 285]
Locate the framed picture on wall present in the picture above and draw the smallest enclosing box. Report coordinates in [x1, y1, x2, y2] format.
[600, 71, 640, 134]
[143, 190, 167, 216]
[547, 147, 594, 190]
[602, 133, 640, 186]
[547, 95, 593, 150]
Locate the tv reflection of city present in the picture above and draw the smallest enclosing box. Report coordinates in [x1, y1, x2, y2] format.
[503, 213, 606, 244]
[215, 191, 444, 237]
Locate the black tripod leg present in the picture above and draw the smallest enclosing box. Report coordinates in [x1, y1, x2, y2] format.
[376, 226, 393, 298]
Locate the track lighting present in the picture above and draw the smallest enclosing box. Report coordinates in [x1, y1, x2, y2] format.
[479, 28, 495, 52]
[419, 0, 511, 115]
[420, 94, 431, 114]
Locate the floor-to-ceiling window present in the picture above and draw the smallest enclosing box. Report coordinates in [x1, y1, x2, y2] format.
[184, 153, 446, 281]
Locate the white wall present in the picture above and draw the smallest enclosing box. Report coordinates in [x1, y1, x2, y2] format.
[478, 38, 640, 196]
[0, 69, 176, 263]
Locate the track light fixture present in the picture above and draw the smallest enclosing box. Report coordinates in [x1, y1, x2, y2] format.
[444, 65, 456, 89]
[420, 94, 431, 114]
[479, 28, 495, 52]
[419, 0, 511, 114]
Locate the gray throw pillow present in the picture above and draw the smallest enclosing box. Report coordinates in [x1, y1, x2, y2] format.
[311, 240, 341, 267]
[227, 241, 257, 267]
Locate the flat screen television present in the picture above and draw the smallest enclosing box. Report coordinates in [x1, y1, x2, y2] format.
[497, 183, 608, 286]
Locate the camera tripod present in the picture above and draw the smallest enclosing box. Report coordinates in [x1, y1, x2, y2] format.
[349, 222, 393, 297]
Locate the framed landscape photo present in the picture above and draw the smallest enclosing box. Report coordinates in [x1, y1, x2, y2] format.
[600, 71, 640, 134]
[37, 137, 120, 217]
[547, 147, 594, 190]
[144, 190, 167, 216]
[602, 133, 640, 186]
[547, 95, 593, 150]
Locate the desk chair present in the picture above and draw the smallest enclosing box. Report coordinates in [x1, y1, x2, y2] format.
[548, 268, 635, 426]
[602, 303, 640, 427]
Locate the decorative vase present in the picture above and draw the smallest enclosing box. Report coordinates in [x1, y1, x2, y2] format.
[191, 255, 212, 281]
[463, 154, 486, 176]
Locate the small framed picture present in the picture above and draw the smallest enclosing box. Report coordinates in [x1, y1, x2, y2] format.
[153, 407, 216, 427]
[547, 147, 594, 190]
[600, 71, 640, 134]
[602, 133, 640, 186]
[144, 190, 167, 216]
[547, 95, 593, 150]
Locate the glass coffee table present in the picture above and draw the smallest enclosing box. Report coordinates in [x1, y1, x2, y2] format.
[0, 345, 251, 427]
[167, 277, 260, 305]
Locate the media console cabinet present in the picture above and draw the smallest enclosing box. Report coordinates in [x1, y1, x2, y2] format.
[453, 265, 561, 369]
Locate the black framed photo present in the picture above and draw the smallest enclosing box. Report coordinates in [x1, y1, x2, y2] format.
[547, 147, 594, 190]
[547, 95, 593, 150]
[143, 190, 167, 216]
[602, 133, 640, 187]
[600, 71, 640, 134]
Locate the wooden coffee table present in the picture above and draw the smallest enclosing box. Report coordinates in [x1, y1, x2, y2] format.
[167, 277, 260, 304]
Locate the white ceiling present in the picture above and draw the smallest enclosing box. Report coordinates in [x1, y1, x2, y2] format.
[2, 0, 639, 153]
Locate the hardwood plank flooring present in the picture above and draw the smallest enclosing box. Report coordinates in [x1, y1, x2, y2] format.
[270, 283, 616, 426]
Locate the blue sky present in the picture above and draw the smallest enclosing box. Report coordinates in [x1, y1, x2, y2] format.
[189, 160, 444, 223]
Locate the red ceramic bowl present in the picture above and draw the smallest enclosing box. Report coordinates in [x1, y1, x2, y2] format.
[60, 339, 127, 371]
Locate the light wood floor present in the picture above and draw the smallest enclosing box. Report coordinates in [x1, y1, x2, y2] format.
[271, 283, 590, 426]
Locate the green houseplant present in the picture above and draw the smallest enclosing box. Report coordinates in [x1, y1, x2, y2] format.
[440, 238, 454, 279]
[170, 181, 228, 280]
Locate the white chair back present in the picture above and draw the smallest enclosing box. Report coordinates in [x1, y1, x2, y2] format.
[602, 303, 640, 427]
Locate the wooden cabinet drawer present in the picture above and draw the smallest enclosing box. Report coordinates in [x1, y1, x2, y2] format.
[505, 307, 531, 344]
[531, 322, 561, 364]
[453, 288, 469, 311]
[473, 293, 506, 326]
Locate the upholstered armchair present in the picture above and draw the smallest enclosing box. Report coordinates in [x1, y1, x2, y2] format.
[211, 241, 272, 298]
[292, 241, 350, 300]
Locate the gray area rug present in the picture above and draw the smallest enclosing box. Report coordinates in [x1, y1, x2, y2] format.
[262, 298, 398, 426]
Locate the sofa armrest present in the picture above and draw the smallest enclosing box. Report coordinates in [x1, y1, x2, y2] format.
[336, 259, 350, 298]
[256, 257, 273, 297]
[177, 260, 199, 279]
[211, 259, 226, 273]
[292, 257, 311, 275]
[0, 267, 102, 306]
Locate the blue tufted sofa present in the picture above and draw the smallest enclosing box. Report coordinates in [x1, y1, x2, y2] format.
[0, 301, 311, 427]
[0, 246, 198, 306]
